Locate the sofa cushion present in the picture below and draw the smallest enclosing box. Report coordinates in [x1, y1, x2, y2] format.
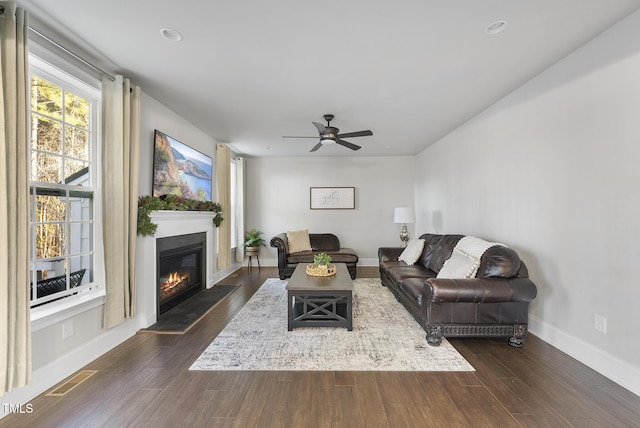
[416, 234, 441, 269]
[399, 278, 426, 307]
[386, 264, 433, 284]
[436, 249, 479, 279]
[379, 259, 406, 271]
[287, 249, 358, 264]
[287, 250, 315, 263]
[329, 248, 359, 263]
[427, 235, 464, 272]
[398, 239, 425, 266]
[287, 229, 312, 253]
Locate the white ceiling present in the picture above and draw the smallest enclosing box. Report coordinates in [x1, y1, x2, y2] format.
[20, 0, 640, 157]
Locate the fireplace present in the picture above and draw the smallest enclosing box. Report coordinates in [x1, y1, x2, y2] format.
[156, 232, 206, 315]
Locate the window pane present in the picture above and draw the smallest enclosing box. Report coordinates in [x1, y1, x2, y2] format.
[64, 125, 89, 160]
[36, 193, 66, 223]
[64, 159, 89, 183]
[36, 223, 66, 259]
[31, 76, 62, 120]
[69, 255, 91, 287]
[33, 151, 62, 183]
[69, 222, 92, 255]
[32, 115, 62, 154]
[33, 259, 68, 299]
[64, 92, 90, 128]
[68, 193, 92, 221]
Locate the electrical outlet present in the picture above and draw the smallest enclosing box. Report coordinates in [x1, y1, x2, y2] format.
[62, 321, 74, 339]
[594, 314, 607, 334]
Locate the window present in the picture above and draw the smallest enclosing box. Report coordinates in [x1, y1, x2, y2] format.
[230, 158, 237, 251]
[229, 154, 244, 263]
[28, 56, 101, 308]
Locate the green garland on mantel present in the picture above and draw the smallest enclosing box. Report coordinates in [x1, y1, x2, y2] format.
[137, 195, 223, 237]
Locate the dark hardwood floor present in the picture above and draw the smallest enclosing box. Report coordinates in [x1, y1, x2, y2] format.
[3, 266, 640, 427]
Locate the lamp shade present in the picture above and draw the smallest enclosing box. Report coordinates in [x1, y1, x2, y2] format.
[394, 207, 415, 224]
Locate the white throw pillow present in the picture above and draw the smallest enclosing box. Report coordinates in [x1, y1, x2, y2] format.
[398, 239, 425, 266]
[287, 229, 312, 253]
[436, 249, 480, 279]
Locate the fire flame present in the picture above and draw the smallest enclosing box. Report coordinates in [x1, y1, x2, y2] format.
[167, 271, 187, 284]
[160, 271, 191, 300]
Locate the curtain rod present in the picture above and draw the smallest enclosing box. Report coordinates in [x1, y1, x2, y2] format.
[28, 26, 116, 81]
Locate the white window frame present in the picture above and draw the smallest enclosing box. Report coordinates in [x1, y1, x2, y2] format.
[28, 51, 106, 329]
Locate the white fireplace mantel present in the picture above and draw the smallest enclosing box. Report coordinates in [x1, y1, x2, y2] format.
[136, 210, 217, 327]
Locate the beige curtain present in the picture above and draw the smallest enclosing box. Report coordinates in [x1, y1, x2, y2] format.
[216, 143, 231, 269]
[0, 1, 31, 396]
[102, 75, 140, 329]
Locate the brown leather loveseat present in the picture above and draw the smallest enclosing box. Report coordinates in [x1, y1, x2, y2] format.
[271, 232, 358, 279]
[378, 234, 537, 347]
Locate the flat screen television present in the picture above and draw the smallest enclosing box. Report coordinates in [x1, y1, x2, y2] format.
[152, 129, 213, 201]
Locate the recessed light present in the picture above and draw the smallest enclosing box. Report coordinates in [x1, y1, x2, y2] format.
[160, 27, 183, 42]
[486, 20, 508, 35]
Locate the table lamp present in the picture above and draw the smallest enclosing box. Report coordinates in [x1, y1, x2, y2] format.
[394, 207, 415, 248]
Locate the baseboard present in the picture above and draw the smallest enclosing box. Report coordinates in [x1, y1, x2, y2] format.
[0, 314, 144, 418]
[209, 263, 242, 286]
[529, 315, 640, 398]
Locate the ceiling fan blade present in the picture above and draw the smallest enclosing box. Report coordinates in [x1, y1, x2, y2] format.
[312, 122, 326, 134]
[310, 142, 323, 152]
[336, 130, 373, 139]
[282, 136, 319, 139]
[336, 139, 361, 151]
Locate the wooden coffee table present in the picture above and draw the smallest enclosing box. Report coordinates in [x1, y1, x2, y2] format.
[286, 263, 353, 331]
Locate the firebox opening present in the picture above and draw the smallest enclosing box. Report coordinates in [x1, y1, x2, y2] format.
[156, 232, 206, 316]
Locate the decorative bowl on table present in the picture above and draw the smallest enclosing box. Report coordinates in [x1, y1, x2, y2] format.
[306, 263, 336, 277]
[306, 252, 335, 276]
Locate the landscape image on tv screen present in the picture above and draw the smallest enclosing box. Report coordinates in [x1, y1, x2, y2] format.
[153, 130, 213, 201]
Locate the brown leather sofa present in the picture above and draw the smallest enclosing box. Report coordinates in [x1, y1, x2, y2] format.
[270, 233, 358, 279]
[378, 234, 537, 347]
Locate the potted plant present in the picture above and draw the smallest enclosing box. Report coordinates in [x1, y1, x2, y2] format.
[313, 252, 332, 267]
[243, 229, 266, 257]
[306, 252, 336, 276]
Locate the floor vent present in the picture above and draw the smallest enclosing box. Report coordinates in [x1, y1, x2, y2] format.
[46, 370, 98, 397]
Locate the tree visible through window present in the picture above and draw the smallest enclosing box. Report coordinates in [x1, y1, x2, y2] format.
[29, 70, 98, 307]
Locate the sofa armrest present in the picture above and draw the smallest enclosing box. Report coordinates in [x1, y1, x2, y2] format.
[424, 277, 537, 304]
[270, 233, 288, 250]
[270, 233, 289, 268]
[378, 247, 404, 262]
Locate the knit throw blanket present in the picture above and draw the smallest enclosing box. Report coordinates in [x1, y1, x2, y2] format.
[437, 236, 505, 279]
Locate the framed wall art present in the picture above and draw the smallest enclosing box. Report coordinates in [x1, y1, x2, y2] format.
[310, 187, 355, 210]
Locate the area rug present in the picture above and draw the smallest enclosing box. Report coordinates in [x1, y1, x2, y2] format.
[142, 284, 239, 334]
[189, 278, 474, 371]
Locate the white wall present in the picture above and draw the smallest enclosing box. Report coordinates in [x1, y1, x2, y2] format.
[138, 93, 218, 198]
[415, 10, 640, 396]
[245, 156, 415, 265]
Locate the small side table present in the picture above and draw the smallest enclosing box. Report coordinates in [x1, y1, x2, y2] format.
[247, 254, 260, 269]
[246, 247, 260, 270]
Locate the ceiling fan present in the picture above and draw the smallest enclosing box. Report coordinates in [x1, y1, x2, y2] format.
[283, 114, 373, 152]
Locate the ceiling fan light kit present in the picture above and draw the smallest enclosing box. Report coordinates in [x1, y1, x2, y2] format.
[283, 114, 373, 152]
